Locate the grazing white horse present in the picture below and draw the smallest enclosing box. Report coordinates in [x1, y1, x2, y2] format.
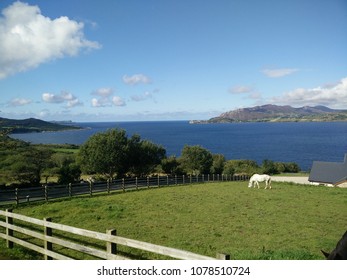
[248, 174, 272, 189]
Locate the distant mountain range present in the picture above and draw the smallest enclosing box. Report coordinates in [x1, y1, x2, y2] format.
[0, 117, 81, 134]
[190, 105, 347, 124]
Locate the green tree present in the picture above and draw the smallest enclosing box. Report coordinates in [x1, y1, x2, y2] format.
[274, 162, 286, 173]
[210, 154, 225, 174]
[58, 161, 81, 184]
[179, 145, 213, 175]
[224, 159, 260, 175]
[78, 129, 166, 179]
[262, 159, 278, 175]
[161, 156, 182, 175]
[127, 135, 166, 176]
[6, 146, 53, 185]
[284, 162, 301, 173]
[223, 160, 236, 176]
[78, 129, 128, 179]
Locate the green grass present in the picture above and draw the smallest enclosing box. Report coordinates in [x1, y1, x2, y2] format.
[1, 181, 346, 260]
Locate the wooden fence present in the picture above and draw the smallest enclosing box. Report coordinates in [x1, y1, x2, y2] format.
[0, 174, 249, 206]
[0, 209, 229, 260]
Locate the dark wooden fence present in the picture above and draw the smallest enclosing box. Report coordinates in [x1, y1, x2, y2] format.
[0, 174, 249, 206]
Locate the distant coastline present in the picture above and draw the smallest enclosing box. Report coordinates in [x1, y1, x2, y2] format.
[0, 117, 82, 134]
[190, 104, 347, 124]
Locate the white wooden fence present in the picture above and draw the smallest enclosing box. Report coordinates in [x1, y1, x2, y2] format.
[0, 209, 229, 260]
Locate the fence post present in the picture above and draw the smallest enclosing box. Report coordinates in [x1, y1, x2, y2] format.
[15, 188, 19, 205]
[6, 209, 13, 249]
[106, 229, 117, 257]
[216, 253, 231, 260]
[157, 175, 160, 188]
[107, 179, 110, 194]
[44, 185, 48, 202]
[190, 175, 192, 184]
[136, 177, 138, 191]
[44, 217, 53, 260]
[167, 175, 169, 186]
[122, 178, 125, 192]
[68, 183, 72, 198]
[182, 175, 185, 184]
[89, 181, 93, 196]
[147, 176, 150, 188]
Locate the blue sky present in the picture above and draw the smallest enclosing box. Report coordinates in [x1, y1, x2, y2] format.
[1, 0, 347, 121]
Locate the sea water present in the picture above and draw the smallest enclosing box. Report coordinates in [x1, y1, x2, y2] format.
[10, 121, 347, 171]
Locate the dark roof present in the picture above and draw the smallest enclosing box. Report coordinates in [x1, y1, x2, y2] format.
[309, 154, 347, 185]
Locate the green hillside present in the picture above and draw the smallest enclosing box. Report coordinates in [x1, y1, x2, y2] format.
[0, 117, 81, 134]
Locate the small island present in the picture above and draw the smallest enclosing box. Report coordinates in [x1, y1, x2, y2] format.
[0, 117, 82, 134]
[190, 104, 347, 124]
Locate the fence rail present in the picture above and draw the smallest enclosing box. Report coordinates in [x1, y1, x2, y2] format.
[0, 209, 229, 260]
[0, 174, 249, 206]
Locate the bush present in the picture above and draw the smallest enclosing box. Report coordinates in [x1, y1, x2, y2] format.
[179, 145, 213, 175]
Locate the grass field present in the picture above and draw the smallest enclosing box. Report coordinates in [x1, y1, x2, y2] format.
[0, 181, 346, 260]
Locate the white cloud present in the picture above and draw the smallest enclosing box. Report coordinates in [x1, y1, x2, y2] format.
[123, 74, 151, 85]
[228, 85, 254, 94]
[92, 87, 114, 97]
[228, 85, 262, 102]
[131, 91, 153, 102]
[91, 98, 104, 107]
[91, 87, 126, 107]
[112, 96, 126, 106]
[66, 98, 83, 108]
[261, 68, 299, 78]
[8, 98, 32, 106]
[0, 1, 101, 79]
[42, 91, 82, 107]
[271, 77, 347, 108]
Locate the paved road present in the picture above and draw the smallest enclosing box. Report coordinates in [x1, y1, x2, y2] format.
[272, 176, 347, 188]
[271, 176, 311, 185]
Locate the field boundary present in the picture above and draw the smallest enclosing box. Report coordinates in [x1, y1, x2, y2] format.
[0, 209, 229, 260]
[0, 174, 249, 206]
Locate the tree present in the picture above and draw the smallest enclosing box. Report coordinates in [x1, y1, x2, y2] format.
[6, 146, 53, 185]
[78, 129, 167, 179]
[58, 161, 81, 184]
[224, 159, 260, 175]
[161, 156, 183, 175]
[262, 159, 278, 175]
[127, 135, 166, 176]
[78, 129, 128, 179]
[284, 162, 301, 173]
[179, 145, 213, 175]
[223, 160, 235, 176]
[274, 162, 286, 173]
[210, 154, 225, 174]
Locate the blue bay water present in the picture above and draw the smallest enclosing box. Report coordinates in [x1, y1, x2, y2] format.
[10, 121, 347, 171]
